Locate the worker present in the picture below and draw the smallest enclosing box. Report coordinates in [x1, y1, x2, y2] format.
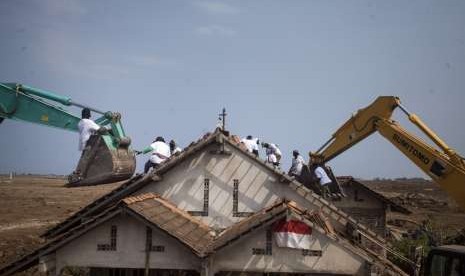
[262, 142, 282, 167]
[169, 140, 182, 155]
[241, 135, 260, 157]
[310, 153, 332, 198]
[288, 150, 305, 178]
[78, 108, 101, 152]
[138, 136, 171, 173]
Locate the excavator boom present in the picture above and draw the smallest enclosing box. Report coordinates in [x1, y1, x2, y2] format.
[0, 83, 136, 186]
[314, 96, 465, 209]
[315, 96, 400, 162]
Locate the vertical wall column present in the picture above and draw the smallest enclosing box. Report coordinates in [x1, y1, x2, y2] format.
[200, 257, 214, 276]
[145, 227, 152, 276]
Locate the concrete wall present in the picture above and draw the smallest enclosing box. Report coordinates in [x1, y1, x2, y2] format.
[55, 214, 200, 274]
[53, 213, 369, 275]
[211, 226, 367, 275]
[138, 143, 344, 231]
[46, 142, 394, 276]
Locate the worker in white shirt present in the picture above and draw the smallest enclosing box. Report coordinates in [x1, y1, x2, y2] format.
[310, 153, 332, 198]
[288, 150, 305, 179]
[169, 140, 182, 155]
[241, 135, 260, 157]
[138, 136, 171, 173]
[78, 108, 101, 152]
[262, 142, 282, 167]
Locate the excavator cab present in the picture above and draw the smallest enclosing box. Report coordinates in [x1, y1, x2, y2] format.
[0, 83, 136, 186]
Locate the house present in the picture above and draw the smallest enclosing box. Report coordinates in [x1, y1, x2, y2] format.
[0, 128, 409, 276]
[332, 177, 410, 239]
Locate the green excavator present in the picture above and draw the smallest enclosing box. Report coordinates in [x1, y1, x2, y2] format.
[0, 83, 136, 186]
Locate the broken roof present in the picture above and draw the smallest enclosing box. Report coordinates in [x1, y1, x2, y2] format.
[41, 128, 396, 258]
[0, 193, 408, 276]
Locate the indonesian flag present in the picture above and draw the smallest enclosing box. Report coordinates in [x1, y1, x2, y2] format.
[273, 218, 313, 249]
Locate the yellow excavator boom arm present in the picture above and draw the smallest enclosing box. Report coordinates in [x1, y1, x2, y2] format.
[314, 96, 465, 209]
[315, 96, 400, 162]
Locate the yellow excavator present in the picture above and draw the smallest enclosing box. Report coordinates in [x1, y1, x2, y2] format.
[311, 96, 465, 209]
[0, 83, 136, 186]
[310, 96, 465, 275]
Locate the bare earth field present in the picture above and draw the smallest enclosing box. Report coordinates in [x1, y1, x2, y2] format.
[0, 176, 121, 275]
[364, 179, 465, 236]
[0, 176, 464, 275]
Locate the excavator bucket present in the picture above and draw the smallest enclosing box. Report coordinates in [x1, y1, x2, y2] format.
[67, 134, 136, 187]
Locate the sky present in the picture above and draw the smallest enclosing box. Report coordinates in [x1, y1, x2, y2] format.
[0, 0, 464, 179]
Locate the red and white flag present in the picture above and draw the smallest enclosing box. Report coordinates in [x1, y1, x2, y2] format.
[273, 218, 312, 249]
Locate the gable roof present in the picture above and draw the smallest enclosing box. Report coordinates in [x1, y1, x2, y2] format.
[43, 130, 220, 239]
[1, 193, 408, 276]
[42, 128, 393, 254]
[122, 193, 215, 256]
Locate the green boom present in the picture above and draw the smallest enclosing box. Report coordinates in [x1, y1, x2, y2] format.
[0, 83, 129, 151]
[0, 83, 136, 186]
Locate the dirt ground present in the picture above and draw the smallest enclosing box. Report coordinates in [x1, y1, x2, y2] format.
[0, 176, 464, 275]
[364, 178, 465, 236]
[0, 176, 120, 275]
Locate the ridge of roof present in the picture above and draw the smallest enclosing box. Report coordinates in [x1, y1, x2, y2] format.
[43, 128, 394, 250]
[123, 192, 159, 204]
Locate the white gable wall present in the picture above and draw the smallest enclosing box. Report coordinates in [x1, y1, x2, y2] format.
[55, 214, 200, 274]
[211, 226, 366, 275]
[138, 143, 345, 231]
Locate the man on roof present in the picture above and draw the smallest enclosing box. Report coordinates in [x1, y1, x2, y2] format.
[309, 152, 332, 198]
[262, 142, 282, 167]
[169, 139, 182, 155]
[241, 135, 260, 157]
[288, 150, 305, 180]
[138, 136, 171, 173]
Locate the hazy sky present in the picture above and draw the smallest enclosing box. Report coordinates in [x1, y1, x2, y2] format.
[1, 0, 464, 179]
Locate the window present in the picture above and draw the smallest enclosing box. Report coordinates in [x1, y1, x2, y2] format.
[302, 250, 323, 256]
[97, 225, 117, 251]
[188, 178, 209, 216]
[232, 179, 253, 217]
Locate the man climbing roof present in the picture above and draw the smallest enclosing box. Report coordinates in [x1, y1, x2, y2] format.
[262, 142, 282, 167]
[288, 150, 305, 178]
[241, 135, 260, 157]
[138, 136, 171, 174]
[309, 152, 332, 198]
[169, 139, 182, 155]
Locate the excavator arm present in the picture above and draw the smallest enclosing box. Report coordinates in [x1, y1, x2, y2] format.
[0, 83, 136, 186]
[0, 83, 81, 131]
[314, 96, 465, 209]
[314, 96, 400, 162]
